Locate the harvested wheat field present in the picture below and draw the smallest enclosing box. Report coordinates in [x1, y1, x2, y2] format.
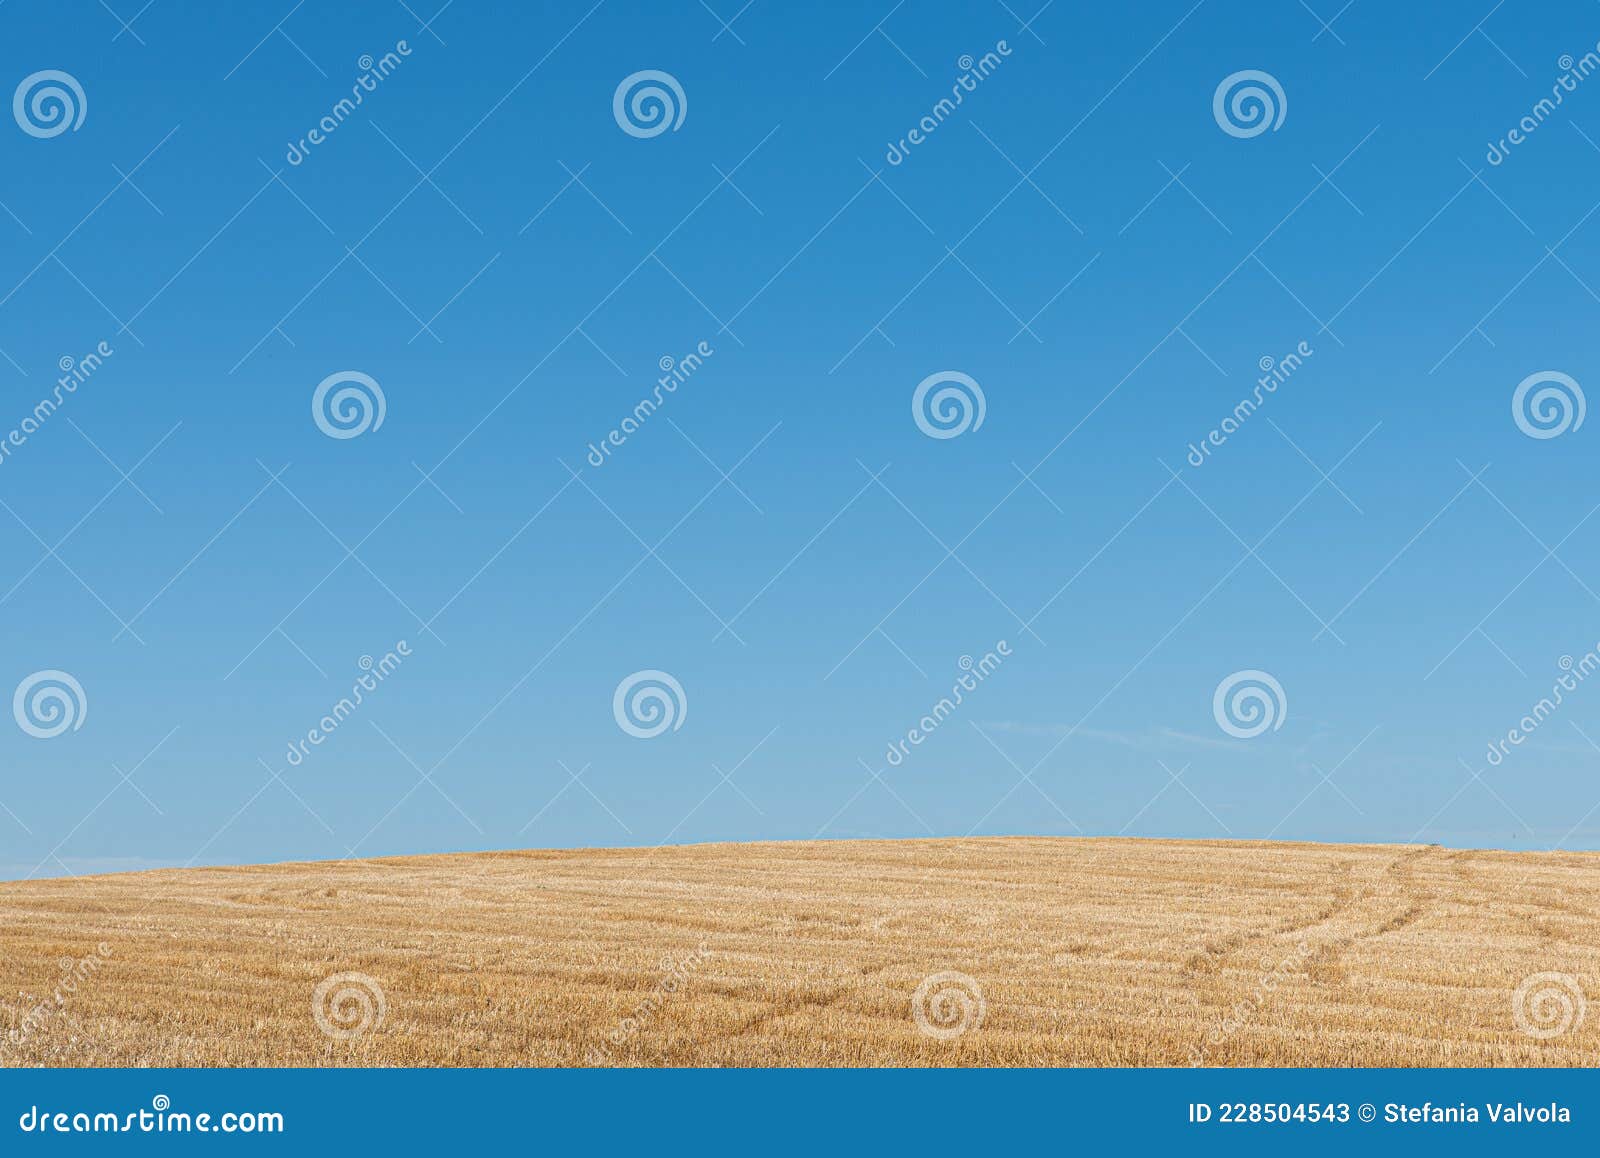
[1, 837, 1597, 1067]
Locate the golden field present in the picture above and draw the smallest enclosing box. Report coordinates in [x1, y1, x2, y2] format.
[1, 837, 1596, 1067]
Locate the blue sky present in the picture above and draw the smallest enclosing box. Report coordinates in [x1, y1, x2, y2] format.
[5, 0, 1600, 878]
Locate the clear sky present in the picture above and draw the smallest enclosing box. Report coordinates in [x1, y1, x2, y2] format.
[4, 0, 1600, 879]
